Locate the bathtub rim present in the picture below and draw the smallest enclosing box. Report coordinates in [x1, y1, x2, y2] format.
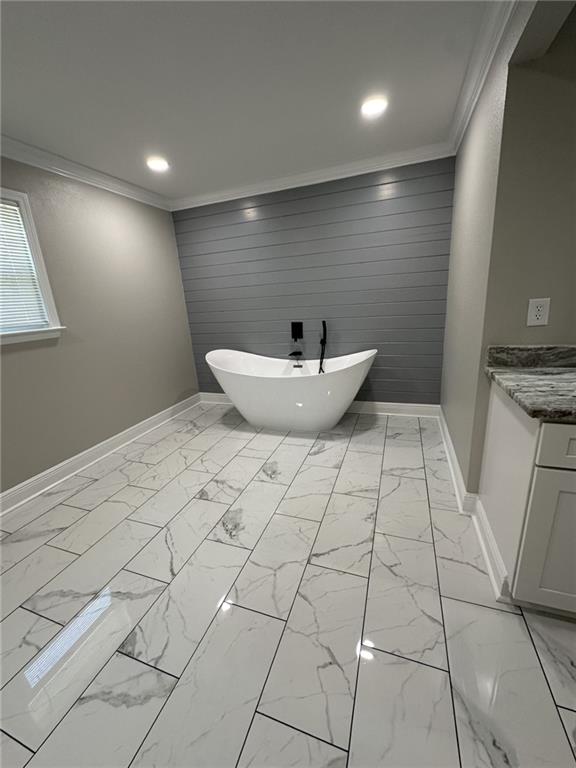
[205, 348, 377, 381]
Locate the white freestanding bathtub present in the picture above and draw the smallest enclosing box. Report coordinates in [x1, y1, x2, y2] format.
[206, 349, 377, 432]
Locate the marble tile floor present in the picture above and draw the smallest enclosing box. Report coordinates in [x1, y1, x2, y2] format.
[0, 404, 575, 768]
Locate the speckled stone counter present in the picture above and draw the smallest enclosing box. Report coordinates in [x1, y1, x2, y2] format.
[485, 345, 576, 423]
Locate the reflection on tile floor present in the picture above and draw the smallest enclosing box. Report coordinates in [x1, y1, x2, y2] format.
[0, 405, 574, 767]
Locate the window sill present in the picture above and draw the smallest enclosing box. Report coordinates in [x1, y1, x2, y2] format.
[0, 326, 66, 346]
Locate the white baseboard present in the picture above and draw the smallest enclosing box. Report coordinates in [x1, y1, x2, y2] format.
[438, 409, 515, 607]
[197, 392, 441, 417]
[438, 409, 477, 513]
[348, 400, 441, 417]
[0, 393, 202, 518]
[199, 392, 232, 404]
[473, 497, 513, 602]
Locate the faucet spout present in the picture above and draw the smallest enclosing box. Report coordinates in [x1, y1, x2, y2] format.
[288, 350, 303, 369]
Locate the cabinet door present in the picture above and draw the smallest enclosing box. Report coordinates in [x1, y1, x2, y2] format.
[513, 467, 576, 613]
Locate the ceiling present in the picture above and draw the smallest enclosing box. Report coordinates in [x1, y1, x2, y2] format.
[2, 1, 497, 208]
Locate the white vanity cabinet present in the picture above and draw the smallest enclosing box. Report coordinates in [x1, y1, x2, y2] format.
[478, 384, 576, 614]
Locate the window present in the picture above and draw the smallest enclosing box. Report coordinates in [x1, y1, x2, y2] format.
[0, 188, 63, 344]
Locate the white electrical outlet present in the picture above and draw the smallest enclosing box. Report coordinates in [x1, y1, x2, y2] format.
[527, 297, 550, 326]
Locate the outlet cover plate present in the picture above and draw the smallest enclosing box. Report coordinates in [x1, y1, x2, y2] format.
[527, 297, 550, 326]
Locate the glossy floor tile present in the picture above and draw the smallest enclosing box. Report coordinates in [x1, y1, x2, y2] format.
[197, 455, 265, 504]
[0, 609, 61, 688]
[1, 546, 78, 621]
[0, 505, 87, 574]
[259, 564, 367, 748]
[128, 468, 214, 527]
[121, 539, 248, 676]
[443, 596, 575, 767]
[364, 533, 447, 670]
[377, 473, 432, 542]
[64, 462, 149, 511]
[208, 480, 286, 549]
[1, 407, 572, 768]
[524, 610, 576, 710]
[310, 493, 376, 577]
[1, 731, 33, 767]
[24, 519, 157, 623]
[560, 708, 576, 758]
[25, 653, 176, 768]
[228, 514, 318, 619]
[131, 604, 283, 768]
[48, 486, 155, 555]
[333, 450, 382, 499]
[431, 506, 521, 614]
[238, 713, 347, 768]
[304, 433, 350, 469]
[0, 570, 165, 750]
[126, 498, 227, 582]
[349, 648, 459, 767]
[348, 414, 387, 454]
[275, 464, 338, 521]
[0, 475, 93, 533]
[256, 444, 310, 486]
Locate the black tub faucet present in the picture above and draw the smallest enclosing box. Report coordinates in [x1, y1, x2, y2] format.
[319, 321, 327, 373]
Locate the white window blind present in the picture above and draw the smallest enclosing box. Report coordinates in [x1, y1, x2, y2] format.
[0, 192, 62, 341]
[0, 198, 50, 333]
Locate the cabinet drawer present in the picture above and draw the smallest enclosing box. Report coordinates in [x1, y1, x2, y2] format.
[537, 423, 576, 470]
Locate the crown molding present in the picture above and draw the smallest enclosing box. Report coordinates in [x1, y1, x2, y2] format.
[167, 141, 454, 211]
[449, 0, 534, 151]
[1, 2, 534, 212]
[1, 136, 169, 210]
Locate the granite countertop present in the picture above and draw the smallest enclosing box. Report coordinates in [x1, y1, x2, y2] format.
[485, 345, 576, 423]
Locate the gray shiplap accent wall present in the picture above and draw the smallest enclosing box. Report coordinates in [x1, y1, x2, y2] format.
[173, 157, 455, 403]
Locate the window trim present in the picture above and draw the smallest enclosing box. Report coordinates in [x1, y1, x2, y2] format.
[0, 187, 65, 345]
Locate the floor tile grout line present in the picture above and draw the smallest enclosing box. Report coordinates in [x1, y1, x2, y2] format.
[519, 606, 576, 755]
[274, 510, 325, 524]
[420, 415, 464, 768]
[368, 643, 449, 674]
[344, 414, 387, 767]
[439, 592, 521, 616]
[304, 561, 369, 580]
[373, 529, 433, 545]
[255, 711, 350, 754]
[231, 443, 345, 768]
[0, 727, 36, 755]
[223, 600, 289, 625]
[20, 605, 64, 626]
[114, 649, 181, 680]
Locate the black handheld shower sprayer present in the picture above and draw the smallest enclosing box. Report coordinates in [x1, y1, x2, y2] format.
[319, 321, 327, 374]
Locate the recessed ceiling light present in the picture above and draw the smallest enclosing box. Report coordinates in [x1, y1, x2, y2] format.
[361, 95, 388, 120]
[146, 155, 170, 173]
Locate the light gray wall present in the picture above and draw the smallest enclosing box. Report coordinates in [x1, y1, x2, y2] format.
[441, 46, 510, 494]
[442, 3, 575, 494]
[1, 158, 198, 491]
[484, 18, 576, 347]
[173, 157, 455, 403]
